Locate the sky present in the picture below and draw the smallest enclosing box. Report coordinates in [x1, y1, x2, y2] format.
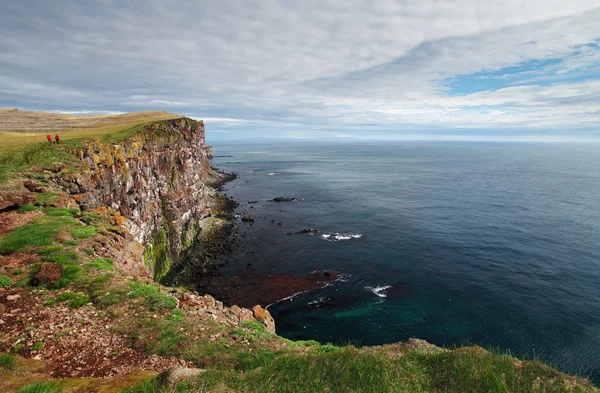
[0, 0, 599, 141]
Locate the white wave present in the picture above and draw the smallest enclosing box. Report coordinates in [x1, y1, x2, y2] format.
[268, 172, 276, 176]
[265, 290, 307, 309]
[321, 232, 362, 242]
[365, 285, 392, 298]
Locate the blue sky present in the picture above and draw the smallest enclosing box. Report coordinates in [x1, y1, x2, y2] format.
[0, 1, 599, 141]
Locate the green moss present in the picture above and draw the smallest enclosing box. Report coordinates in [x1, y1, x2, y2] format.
[144, 228, 171, 281]
[17, 204, 40, 213]
[0, 352, 15, 369]
[62, 239, 77, 246]
[13, 268, 23, 275]
[0, 274, 12, 288]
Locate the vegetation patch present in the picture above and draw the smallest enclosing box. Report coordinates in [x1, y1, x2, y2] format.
[0, 215, 79, 254]
[130, 282, 159, 298]
[0, 352, 15, 370]
[35, 192, 60, 206]
[89, 257, 114, 271]
[16, 381, 62, 393]
[17, 204, 40, 214]
[57, 291, 90, 308]
[144, 228, 171, 282]
[71, 226, 98, 239]
[0, 274, 12, 288]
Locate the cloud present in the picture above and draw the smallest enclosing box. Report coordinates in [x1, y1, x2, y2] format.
[0, 0, 599, 139]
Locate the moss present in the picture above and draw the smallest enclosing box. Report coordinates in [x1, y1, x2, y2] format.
[0, 274, 12, 288]
[144, 228, 171, 281]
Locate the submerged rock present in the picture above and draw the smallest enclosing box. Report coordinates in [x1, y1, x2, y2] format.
[269, 197, 303, 202]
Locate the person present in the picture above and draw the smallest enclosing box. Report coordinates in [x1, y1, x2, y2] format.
[47, 134, 52, 143]
[54, 134, 60, 144]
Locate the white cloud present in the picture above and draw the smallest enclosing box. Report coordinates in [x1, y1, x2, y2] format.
[0, 0, 599, 137]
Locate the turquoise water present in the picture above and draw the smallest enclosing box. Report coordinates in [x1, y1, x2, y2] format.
[210, 141, 600, 381]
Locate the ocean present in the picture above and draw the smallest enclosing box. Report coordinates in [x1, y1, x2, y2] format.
[209, 141, 600, 381]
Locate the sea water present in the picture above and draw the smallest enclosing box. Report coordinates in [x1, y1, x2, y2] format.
[209, 141, 600, 381]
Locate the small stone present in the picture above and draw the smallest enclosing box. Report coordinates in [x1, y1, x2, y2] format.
[7, 294, 21, 301]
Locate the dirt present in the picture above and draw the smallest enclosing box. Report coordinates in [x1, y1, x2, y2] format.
[0, 210, 43, 237]
[0, 287, 187, 378]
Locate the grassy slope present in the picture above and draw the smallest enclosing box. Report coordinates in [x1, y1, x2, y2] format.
[0, 111, 597, 393]
[0, 110, 180, 187]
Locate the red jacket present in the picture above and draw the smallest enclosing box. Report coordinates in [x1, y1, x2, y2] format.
[47, 135, 52, 141]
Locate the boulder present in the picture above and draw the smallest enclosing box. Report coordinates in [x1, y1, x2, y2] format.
[33, 263, 62, 286]
[0, 191, 36, 212]
[252, 305, 276, 334]
[158, 367, 206, 387]
[241, 215, 254, 222]
[23, 180, 46, 193]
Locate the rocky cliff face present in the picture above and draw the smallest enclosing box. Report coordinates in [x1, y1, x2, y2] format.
[71, 118, 221, 280]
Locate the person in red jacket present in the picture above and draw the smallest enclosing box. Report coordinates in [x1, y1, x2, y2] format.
[47, 134, 52, 143]
[54, 134, 60, 144]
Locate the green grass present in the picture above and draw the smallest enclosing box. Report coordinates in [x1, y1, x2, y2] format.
[0, 215, 79, 254]
[130, 282, 159, 298]
[56, 291, 90, 308]
[147, 292, 178, 311]
[118, 377, 159, 393]
[71, 226, 98, 239]
[13, 268, 23, 275]
[0, 352, 15, 370]
[44, 207, 80, 217]
[145, 347, 596, 393]
[16, 381, 62, 393]
[17, 204, 40, 213]
[0, 274, 12, 288]
[35, 192, 60, 206]
[170, 308, 184, 322]
[89, 258, 114, 271]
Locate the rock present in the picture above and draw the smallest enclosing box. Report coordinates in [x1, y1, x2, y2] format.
[241, 215, 254, 222]
[7, 294, 21, 301]
[296, 229, 318, 235]
[33, 263, 62, 286]
[93, 234, 109, 246]
[0, 191, 36, 211]
[68, 183, 80, 195]
[23, 180, 46, 193]
[270, 197, 303, 202]
[252, 305, 276, 334]
[248, 201, 258, 204]
[157, 367, 206, 386]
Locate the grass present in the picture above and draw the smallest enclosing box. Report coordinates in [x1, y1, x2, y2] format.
[0, 215, 79, 254]
[89, 257, 114, 271]
[0, 110, 180, 185]
[16, 381, 62, 393]
[17, 204, 40, 213]
[130, 282, 159, 298]
[56, 291, 91, 308]
[0, 274, 12, 288]
[125, 346, 596, 393]
[118, 377, 159, 393]
[0, 352, 15, 370]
